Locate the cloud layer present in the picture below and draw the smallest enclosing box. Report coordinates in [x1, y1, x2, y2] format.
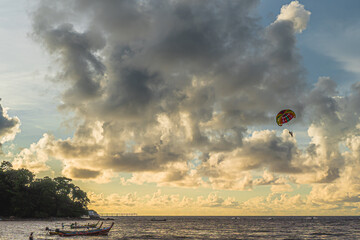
[88, 189, 359, 216]
[27, 0, 307, 174]
[0, 103, 20, 153]
[7, 0, 360, 213]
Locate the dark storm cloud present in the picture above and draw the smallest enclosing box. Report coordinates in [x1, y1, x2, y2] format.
[31, 0, 309, 176]
[101, 67, 164, 119]
[147, 0, 259, 71]
[0, 104, 20, 146]
[267, 21, 297, 66]
[104, 146, 183, 172]
[242, 137, 301, 173]
[31, 0, 306, 121]
[54, 140, 102, 159]
[0, 105, 19, 136]
[68, 167, 101, 179]
[75, 0, 151, 43]
[306, 77, 339, 123]
[32, 4, 106, 111]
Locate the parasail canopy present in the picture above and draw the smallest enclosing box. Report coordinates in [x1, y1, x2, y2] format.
[276, 109, 296, 126]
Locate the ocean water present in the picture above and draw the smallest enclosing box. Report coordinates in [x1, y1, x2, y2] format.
[1, 216, 360, 240]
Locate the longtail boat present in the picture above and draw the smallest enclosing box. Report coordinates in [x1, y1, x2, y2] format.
[48, 222, 103, 236]
[58, 222, 114, 237]
[48, 230, 72, 236]
[70, 220, 100, 229]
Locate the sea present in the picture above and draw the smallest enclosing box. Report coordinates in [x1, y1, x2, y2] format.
[1, 216, 360, 240]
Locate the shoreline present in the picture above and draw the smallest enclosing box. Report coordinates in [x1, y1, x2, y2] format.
[0, 217, 109, 222]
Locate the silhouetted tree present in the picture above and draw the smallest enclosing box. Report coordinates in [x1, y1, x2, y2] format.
[0, 161, 89, 218]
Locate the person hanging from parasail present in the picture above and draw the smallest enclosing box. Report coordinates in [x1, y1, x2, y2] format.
[276, 109, 296, 137]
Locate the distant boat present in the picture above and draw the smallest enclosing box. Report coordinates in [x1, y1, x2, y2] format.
[58, 222, 114, 237]
[150, 218, 167, 221]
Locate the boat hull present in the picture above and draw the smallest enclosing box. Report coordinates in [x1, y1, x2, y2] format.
[58, 222, 114, 237]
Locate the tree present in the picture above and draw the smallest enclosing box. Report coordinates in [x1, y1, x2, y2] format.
[0, 161, 89, 218]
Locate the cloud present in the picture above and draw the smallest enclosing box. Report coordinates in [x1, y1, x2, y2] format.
[200, 130, 302, 178]
[63, 167, 100, 179]
[126, 163, 208, 188]
[88, 190, 240, 214]
[6, 0, 360, 216]
[88, 192, 139, 211]
[241, 193, 305, 215]
[26, 0, 308, 178]
[253, 169, 288, 187]
[12, 133, 52, 173]
[293, 76, 360, 184]
[275, 0, 311, 33]
[87, 188, 360, 215]
[0, 103, 20, 146]
[22, 0, 360, 211]
[304, 133, 360, 208]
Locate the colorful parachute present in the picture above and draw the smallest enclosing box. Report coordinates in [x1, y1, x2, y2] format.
[276, 109, 296, 126]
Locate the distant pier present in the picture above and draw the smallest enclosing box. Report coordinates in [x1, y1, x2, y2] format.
[99, 213, 138, 217]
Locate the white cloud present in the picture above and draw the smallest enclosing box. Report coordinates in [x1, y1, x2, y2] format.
[275, 1, 311, 33]
[12, 133, 51, 173]
[88, 184, 360, 215]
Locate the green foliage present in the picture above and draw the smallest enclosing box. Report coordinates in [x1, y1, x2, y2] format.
[0, 161, 89, 218]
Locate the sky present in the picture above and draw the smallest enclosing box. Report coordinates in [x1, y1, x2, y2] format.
[1, 0, 360, 216]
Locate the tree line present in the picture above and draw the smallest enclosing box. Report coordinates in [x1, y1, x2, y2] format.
[0, 161, 89, 218]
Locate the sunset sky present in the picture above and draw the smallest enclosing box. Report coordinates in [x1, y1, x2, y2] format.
[1, 0, 360, 216]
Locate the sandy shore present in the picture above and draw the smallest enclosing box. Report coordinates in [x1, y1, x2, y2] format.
[0, 217, 98, 221]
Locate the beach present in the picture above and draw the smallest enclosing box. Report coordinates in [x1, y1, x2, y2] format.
[1, 216, 360, 239]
